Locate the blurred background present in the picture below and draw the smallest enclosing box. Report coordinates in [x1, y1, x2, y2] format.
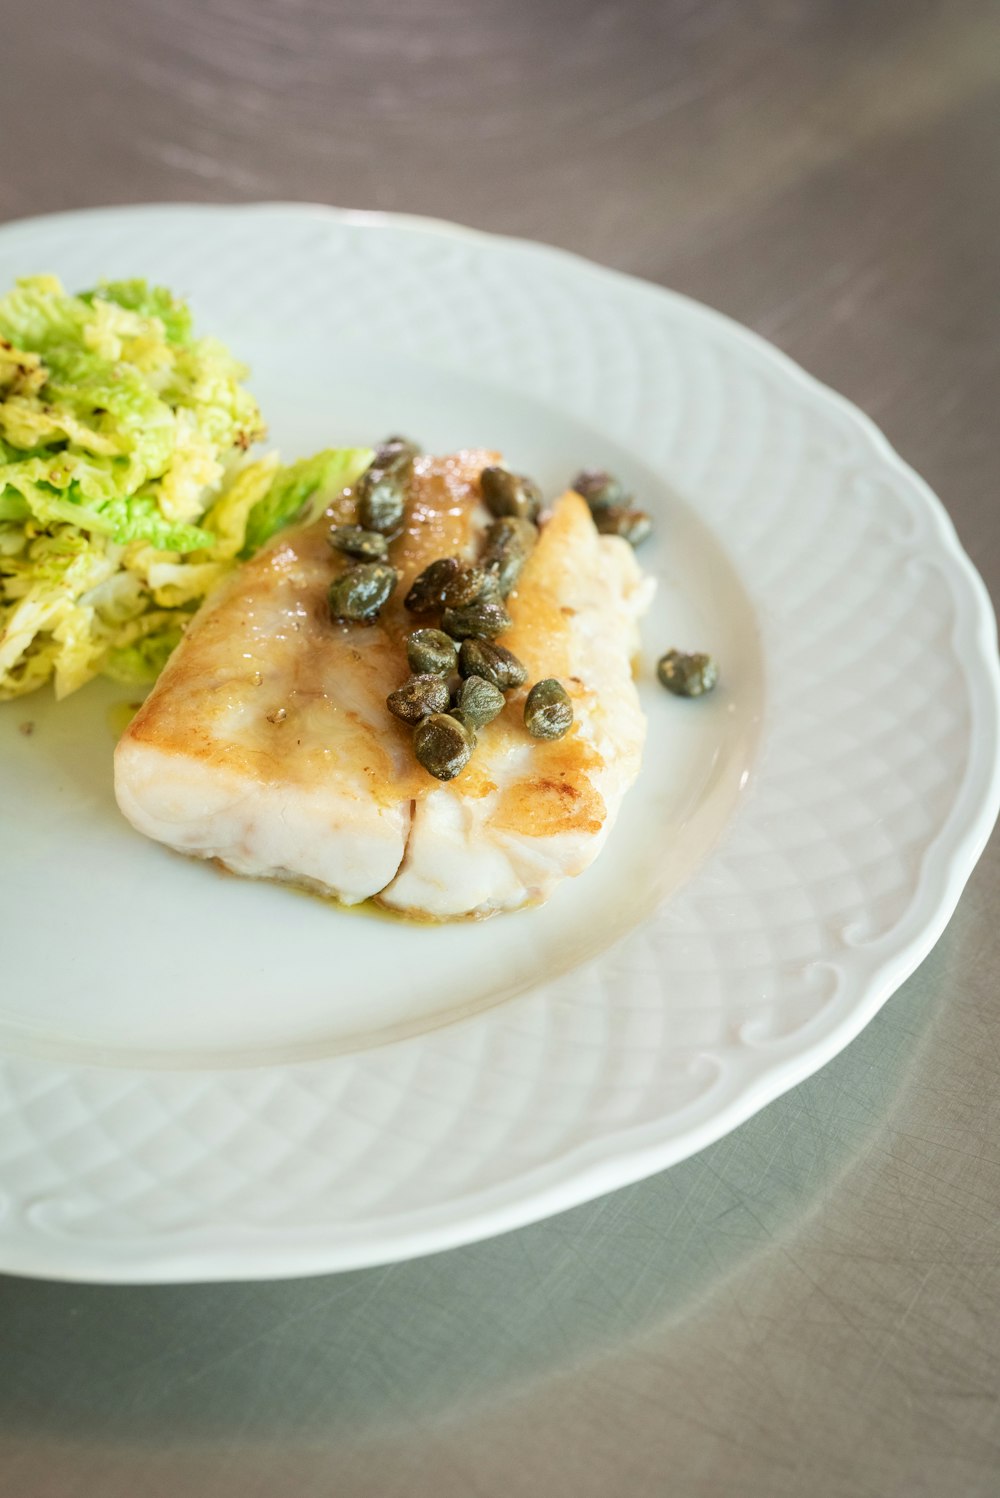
[2, 2, 999, 1495]
[6, 0, 1000, 594]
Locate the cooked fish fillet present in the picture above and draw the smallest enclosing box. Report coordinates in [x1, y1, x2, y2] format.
[115, 452, 652, 917]
[115, 452, 493, 906]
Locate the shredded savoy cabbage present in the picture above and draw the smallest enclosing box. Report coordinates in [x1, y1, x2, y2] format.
[0, 275, 371, 698]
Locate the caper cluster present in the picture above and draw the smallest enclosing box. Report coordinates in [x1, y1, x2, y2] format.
[570, 467, 652, 546]
[326, 437, 420, 623]
[388, 628, 527, 781]
[387, 463, 574, 780]
[328, 449, 720, 779]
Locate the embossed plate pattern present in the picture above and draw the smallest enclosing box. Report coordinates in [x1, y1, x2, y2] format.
[0, 204, 997, 1281]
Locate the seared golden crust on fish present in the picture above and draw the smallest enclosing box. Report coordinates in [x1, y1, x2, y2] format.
[115, 453, 651, 916]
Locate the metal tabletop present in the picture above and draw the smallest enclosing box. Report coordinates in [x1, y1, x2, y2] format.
[3, 2, 999, 1494]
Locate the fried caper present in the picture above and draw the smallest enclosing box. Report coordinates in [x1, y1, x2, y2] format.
[406, 628, 458, 677]
[570, 468, 629, 511]
[482, 515, 537, 595]
[458, 638, 528, 690]
[404, 556, 462, 613]
[356, 462, 411, 536]
[656, 650, 718, 698]
[594, 506, 653, 546]
[524, 678, 573, 740]
[413, 712, 475, 781]
[441, 597, 513, 640]
[374, 435, 421, 469]
[328, 524, 389, 562]
[456, 674, 505, 728]
[480, 465, 542, 522]
[328, 562, 398, 623]
[441, 565, 499, 609]
[387, 674, 451, 724]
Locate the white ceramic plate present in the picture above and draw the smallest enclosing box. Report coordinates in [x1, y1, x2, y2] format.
[0, 204, 997, 1283]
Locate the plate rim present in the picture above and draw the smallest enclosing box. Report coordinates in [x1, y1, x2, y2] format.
[0, 200, 997, 1282]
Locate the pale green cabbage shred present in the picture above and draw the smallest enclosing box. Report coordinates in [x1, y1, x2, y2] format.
[0, 274, 372, 699]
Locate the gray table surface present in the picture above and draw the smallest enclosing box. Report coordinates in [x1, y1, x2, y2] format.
[3, 1, 1000, 1494]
